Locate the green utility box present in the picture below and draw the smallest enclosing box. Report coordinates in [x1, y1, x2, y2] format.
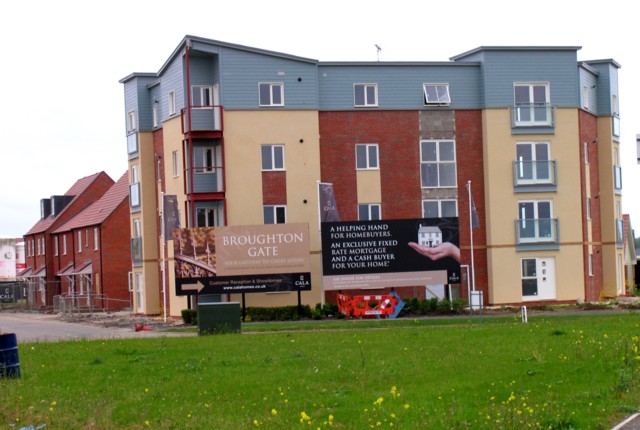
[197, 302, 241, 335]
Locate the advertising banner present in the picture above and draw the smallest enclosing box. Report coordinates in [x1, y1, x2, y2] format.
[321, 218, 460, 290]
[173, 223, 311, 295]
[0, 238, 16, 281]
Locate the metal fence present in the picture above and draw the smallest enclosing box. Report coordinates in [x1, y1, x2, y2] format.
[53, 294, 131, 314]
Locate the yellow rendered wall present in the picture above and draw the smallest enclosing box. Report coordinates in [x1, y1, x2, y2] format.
[131, 132, 160, 314]
[596, 116, 624, 297]
[222, 110, 323, 308]
[357, 170, 382, 204]
[161, 117, 189, 317]
[483, 108, 585, 304]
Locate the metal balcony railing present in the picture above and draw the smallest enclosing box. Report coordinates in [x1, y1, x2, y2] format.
[511, 103, 555, 127]
[513, 160, 557, 186]
[515, 218, 559, 244]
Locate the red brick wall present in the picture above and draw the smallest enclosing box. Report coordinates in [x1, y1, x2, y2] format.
[100, 200, 132, 309]
[455, 110, 488, 300]
[262, 171, 287, 204]
[579, 110, 602, 301]
[319, 110, 421, 220]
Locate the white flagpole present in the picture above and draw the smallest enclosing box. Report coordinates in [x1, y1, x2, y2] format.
[161, 192, 167, 323]
[467, 181, 476, 292]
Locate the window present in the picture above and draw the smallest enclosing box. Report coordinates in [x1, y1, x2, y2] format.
[259, 83, 284, 106]
[172, 150, 179, 177]
[152, 102, 159, 127]
[517, 200, 555, 242]
[261, 145, 285, 170]
[85, 229, 89, 247]
[168, 91, 176, 115]
[93, 228, 99, 250]
[196, 208, 220, 227]
[62, 235, 67, 256]
[264, 205, 286, 224]
[356, 144, 379, 170]
[581, 85, 591, 110]
[358, 204, 381, 221]
[127, 110, 136, 133]
[192, 85, 213, 108]
[195, 147, 214, 173]
[129, 164, 140, 208]
[515, 142, 552, 184]
[612, 94, 620, 137]
[420, 140, 456, 188]
[513, 83, 551, 126]
[521, 258, 538, 296]
[422, 200, 458, 218]
[54, 236, 59, 256]
[423, 84, 451, 105]
[583, 142, 589, 164]
[354, 84, 378, 107]
[77, 231, 82, 252]
[588, 254, 593, 276]
[36, 238, 41, 256]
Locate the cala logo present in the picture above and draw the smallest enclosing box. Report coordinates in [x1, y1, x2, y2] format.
[294, 275, 310, 287]
[449, 273, 460, 283]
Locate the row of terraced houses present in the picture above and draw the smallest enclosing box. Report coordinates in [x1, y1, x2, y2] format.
[21, 35, 637, 316]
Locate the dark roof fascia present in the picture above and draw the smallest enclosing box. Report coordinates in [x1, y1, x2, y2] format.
[450, 46, 582, 61]
[583, 58, 622, 69]
[318, 61, 480, 67]
[578, 61, 600, 76]
[153, 35, 319, 77]
[119, 72, 157, 84]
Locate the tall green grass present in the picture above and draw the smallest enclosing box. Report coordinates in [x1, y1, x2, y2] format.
[2, 313, 640, 429]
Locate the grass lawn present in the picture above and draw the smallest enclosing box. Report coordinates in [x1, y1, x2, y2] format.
[2, 313, 640, 429]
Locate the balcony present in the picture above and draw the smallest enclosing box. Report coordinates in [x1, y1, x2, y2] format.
[515, 218, 559, 249]
[511, 103, 555, 128]
[131, 237, 143, 267]
[182, 105, 223, 134]
[513, 160, 557, 191]
[185, 166, 225, 194]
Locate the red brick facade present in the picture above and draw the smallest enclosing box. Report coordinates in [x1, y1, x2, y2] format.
[579, 110, 603, 301]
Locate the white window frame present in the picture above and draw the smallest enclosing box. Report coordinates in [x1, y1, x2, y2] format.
[354, 83, 378, 107]
[581, 85, 590, 110]
[152, 102, 159, 127]
[518, 200, 554, 242]
[420, 140, 457, 188]
[423, 83, 451, 105]
[586, 197, 591, 220]
[94, 228, 99, 251]
[54, 236, 59, 256]
[168, 91, 176, 116]
[195, 147, 214, 174]
[358, 204, 381, 221]
[62, 235, 67, 256]
[127, 110, 136, 133]
[77, 231, 82, 252]
[264, 205, 287, 224]
[261, 145, 285, 171]
[259, 83, 284, 107]
[133, 219, 142, 238]
[191, 85, 213, 108]
[356, 144, 379, 170]
[422, 200, 458, 218]
[85, 229, 89, 247]
[588, 254, 593, 276]
[513, 83, 551, 126]
[172, 150, 180, 177]
[515, 141, 552, 184]
[583, 142, 589, 164]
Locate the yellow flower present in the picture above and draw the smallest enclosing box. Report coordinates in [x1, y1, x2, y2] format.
[145, 420, 150, 426]
[403, 404, 410, 410]
[271, 409, 278, 416]
[374, 397, 384, 406]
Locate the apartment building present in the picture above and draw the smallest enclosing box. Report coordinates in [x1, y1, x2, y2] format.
[120, 36, 625, 316]
[22, 172, 114, 307]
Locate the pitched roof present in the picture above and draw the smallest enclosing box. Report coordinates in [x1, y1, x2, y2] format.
[53, 172, 129, 233]
[24, 172, 111, 236]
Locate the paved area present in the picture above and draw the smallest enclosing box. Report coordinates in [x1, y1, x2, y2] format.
[0, 311, 193, 342]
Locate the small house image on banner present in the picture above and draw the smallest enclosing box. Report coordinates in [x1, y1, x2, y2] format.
[418, 225, 442, 248]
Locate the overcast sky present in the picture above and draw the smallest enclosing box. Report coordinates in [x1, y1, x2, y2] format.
[1, 0, 638, 238]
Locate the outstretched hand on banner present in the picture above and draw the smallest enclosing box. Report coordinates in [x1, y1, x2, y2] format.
[408, 241, 460, 263]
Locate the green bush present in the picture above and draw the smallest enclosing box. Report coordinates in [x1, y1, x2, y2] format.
[245, 305, 312, 322]
[181, 309, 198, 325]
